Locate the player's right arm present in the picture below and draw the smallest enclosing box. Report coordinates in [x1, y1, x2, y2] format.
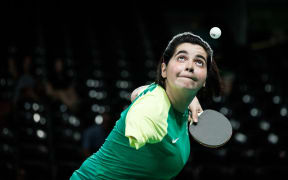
[126, 91, 168, 150]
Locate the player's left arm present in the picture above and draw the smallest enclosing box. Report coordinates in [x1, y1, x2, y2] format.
[188, 96, 203, 124]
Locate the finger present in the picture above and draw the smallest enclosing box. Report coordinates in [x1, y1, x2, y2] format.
[192, 109, 198, 123]
[198, 107, 203, 113]
[188, 111, 193, 125]
[188, 110, 192, 121]
[198, 111, 204, 116]
[193, 113, 198, 123]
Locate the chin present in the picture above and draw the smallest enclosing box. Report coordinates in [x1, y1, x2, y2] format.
[176, 81, 198, 90]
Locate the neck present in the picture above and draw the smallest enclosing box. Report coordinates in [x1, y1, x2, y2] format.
[165, 86, 197, 113]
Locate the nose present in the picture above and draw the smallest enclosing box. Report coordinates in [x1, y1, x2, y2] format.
[185, 60, 194, 73]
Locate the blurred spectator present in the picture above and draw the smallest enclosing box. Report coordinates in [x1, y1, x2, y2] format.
[0, 57, 18, 127]
[221, 71, 236, 98]
[13, 55, 39, 103]
[7, 57, 19, 81]
[250, 28, 288, 50]
[81, 112, 112, 157]
[45, 58, 80, 113]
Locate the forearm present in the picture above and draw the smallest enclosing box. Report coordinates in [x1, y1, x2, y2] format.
[188, 96, 203, 123]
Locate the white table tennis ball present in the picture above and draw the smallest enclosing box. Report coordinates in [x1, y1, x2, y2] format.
[210, 27, 221, 39]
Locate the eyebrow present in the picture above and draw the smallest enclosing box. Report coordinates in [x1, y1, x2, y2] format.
[175, 50, 207, 62]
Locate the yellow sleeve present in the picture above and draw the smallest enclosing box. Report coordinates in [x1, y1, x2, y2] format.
[125, 92, 169, 150]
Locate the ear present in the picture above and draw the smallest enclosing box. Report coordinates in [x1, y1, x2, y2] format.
[161, 63, 167, 78]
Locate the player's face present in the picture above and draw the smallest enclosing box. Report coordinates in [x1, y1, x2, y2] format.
[161, 43, 208, 92]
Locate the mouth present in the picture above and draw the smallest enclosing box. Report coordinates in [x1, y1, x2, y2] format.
[179, 76, 198, 81]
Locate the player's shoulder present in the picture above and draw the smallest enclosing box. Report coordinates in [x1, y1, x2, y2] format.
[135, 84, 169, 109]
[126, 85, 170, 123]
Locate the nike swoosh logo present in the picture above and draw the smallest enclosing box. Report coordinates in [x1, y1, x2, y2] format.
[172, 138, 179, 143]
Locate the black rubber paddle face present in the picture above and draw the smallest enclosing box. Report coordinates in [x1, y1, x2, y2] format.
[189, 109, 233, 148]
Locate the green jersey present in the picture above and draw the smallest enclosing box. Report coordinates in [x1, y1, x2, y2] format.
[71, 83, 190, 180]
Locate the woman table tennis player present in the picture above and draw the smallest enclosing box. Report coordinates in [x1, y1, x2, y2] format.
[70, 32, 222, 179]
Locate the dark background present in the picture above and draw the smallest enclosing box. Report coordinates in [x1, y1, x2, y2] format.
[1, 0, 288, 179]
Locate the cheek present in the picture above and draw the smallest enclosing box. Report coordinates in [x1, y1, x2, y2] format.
[196, 69, 208, 81]
[167, 64, 183, 78]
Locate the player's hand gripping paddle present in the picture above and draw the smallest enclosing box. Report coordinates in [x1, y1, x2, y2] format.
[189, 109, 232, 148]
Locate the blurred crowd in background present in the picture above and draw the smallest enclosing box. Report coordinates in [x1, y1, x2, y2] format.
[1, 1, 288, 179]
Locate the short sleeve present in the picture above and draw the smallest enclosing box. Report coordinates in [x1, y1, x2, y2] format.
[125, 93, 169, 150]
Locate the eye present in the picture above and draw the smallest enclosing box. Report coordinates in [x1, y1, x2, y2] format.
[177, 56, 186, 62]
[195, 59, 205, 67]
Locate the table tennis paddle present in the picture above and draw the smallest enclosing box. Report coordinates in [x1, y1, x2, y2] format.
[189, 109, 232, 148]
